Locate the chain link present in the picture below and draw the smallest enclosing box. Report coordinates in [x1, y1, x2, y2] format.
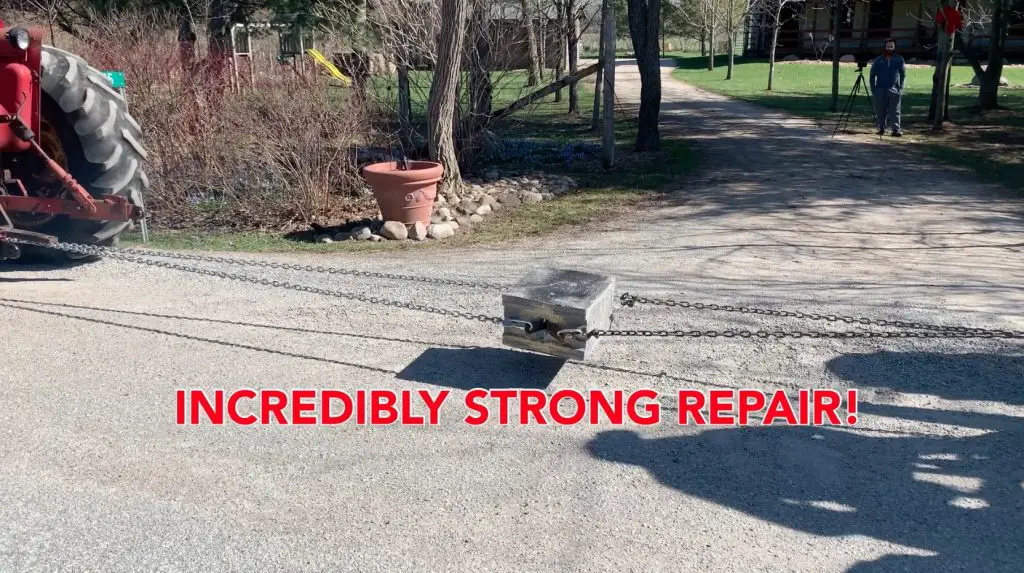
[618, 292, 1024, 338]
[566, 328, 1024, 341]
[11, 239, 1023, 343]
[11, 240, 504, 325]
[38, 240, 506, 290]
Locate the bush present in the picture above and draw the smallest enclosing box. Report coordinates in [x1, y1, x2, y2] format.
[60, 9, 381, 232]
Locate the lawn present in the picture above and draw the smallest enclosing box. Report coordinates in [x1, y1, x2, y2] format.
[124, 68, 697, 252]
[671, 55, 1024, 191]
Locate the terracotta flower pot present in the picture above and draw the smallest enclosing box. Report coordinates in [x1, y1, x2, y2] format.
[362, 160, 444, 226]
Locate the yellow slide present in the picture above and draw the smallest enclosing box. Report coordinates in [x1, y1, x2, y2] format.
[306, 48, 352, 86]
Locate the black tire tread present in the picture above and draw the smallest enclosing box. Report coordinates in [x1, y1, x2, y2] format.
[37, 45, 149, 246]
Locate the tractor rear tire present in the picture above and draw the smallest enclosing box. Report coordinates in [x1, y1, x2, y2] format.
[16, 46, 149, 262]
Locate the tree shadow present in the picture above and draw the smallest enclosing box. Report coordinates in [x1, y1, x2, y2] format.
[585, 351, 1024, 572]
[827, 351, 1024, 406]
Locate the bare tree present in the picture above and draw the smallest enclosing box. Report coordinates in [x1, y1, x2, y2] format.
[681, 0, 717, 70]
[26, 0, 66, 45]
[467, 0, 494, 129]
[521, 0, 543, 85]
[429, 0, 472, 195]
[721, 0, 753, 80]
[758, 0, 799, 91]
[931, 0, 959, 129]
[566, 0, 583, 113]
[978, 0, 1011, 109]
[627, 0, 662, 151]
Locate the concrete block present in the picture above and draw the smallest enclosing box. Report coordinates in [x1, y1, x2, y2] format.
[501, 267, 615, 361]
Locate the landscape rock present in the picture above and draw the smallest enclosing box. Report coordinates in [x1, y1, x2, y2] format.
[490, 200, 503, 211]
[484, 169, 499, 182]
[840, 54, 856, 63]
[475, 204, 492, 216]
[316, 234, 333, 244]
[410, 221, 428, 241]
[470, 214, 484, 224]
[431, 215, 444, 225]
[449, 220, 460, 230]
[350, 226, 373, 241]
[456, 215, 472, 228]
[437, 207, 452, 220]
[369, 234, 384, 242]
[333, 233, 350, 241]
[500, 194, 522, 207]
[523, 191, 544, 204]
[479, 194, 497, 207]
[461, 199, 479, 213]
[428, 223, 455, 239]
[970, 73, 1010, 87]
[541, 193, 555, 201]
[783, 54, 800, 62]
[380, 221, 408, 240]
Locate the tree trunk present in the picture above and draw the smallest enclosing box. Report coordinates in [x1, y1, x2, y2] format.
[726, 1, 735, 79]
[428, 0, 471, 196]
[932, 15, 953, 130]
[207, 0, 232, 86]
[767, 10, 781, 91]
[567, 0, 581, 114]
[554, 1, 567, 102]
[830, 0, 841, 111]
[592, 11, 605, 131]
[521, 0, 542, 85]
[468, 0, 493, 128]
[978, 0, 1009, 110]
[537, 19, 547, 80]
[700, 28, 706, 57]
[627, 0, 662, 152]
[708, 11, 715, 71]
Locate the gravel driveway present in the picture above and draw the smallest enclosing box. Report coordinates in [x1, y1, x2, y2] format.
[2, 60, 1022, 573]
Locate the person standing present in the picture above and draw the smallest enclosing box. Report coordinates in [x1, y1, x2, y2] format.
[869, 39, 907, 137]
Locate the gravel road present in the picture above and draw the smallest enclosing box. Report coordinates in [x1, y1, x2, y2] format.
[2, 60, 1022, 573]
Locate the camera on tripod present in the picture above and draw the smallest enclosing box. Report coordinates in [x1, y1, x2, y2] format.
[831, 52, 878, 138]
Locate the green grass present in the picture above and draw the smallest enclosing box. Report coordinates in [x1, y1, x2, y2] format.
[124, 69, 697, 253]
[671, 54, 1024, 190]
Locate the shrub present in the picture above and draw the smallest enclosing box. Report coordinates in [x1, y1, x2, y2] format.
[60, 9, 381, 232]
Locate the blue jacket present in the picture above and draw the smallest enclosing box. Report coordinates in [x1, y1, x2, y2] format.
[870, 54, 906, 94]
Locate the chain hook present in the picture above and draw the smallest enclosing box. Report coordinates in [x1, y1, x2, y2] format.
[620, 292, 636, 307]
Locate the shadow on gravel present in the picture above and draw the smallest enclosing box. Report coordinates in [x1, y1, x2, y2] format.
[645, 95, 1024, 222]
[397, 347, 566, 390]
[0, 301, 399, 375]
[827, 351, 1024, 406]
[585, 352, 1024, 573]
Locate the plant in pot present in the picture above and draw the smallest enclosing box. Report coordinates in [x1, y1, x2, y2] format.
[361, 156, 444, 227]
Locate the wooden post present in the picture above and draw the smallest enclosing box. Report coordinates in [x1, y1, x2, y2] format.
[601, 0, 615, 168]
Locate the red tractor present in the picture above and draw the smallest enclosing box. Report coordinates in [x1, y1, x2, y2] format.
[0, 24, 147, 261]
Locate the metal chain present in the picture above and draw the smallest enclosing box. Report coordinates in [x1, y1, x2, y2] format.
[618, 292, 1024, 338]
[38, 241, 506, 290]
[12, 239, 1023, 344]
[559, 328, 1024, 341]
[11, 240, 504, 325]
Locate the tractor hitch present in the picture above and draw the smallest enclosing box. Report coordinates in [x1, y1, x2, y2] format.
[0, 111, 143, 223]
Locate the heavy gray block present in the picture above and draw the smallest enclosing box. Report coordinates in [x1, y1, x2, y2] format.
[501, 267, 616, 361]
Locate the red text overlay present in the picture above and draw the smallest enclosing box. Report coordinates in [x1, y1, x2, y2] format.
[176, 388, 859, 427]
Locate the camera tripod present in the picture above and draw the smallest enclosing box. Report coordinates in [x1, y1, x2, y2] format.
[831, 64, 880, 139]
